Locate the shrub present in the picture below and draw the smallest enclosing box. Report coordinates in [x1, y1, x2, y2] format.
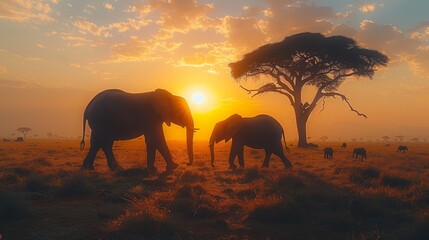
[381, 175, 412, 189]
[57, 173, 92, 197]
[349, 168, 380, 186]
[236, 189, 257, 200]
[24, 175, 49, 192]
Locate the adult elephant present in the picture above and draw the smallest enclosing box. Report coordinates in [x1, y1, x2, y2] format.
[209, 114, 292, 169]
[80, 89, 194, 172]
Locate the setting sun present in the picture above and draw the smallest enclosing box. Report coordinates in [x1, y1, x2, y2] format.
[191, 91, 205, 105]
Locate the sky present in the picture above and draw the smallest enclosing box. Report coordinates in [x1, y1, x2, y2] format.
[1, 0, 429, 142]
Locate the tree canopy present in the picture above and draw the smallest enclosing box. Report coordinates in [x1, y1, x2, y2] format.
[229, 32, 388, 147]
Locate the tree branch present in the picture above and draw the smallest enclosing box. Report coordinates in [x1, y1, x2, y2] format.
[240, 85, 295, 106]
[321, 92, 368, 118]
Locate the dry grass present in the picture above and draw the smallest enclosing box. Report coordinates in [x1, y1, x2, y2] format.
[1, 139, 429, 239]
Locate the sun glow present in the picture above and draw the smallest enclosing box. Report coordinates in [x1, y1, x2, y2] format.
[191, 91, 205, 105]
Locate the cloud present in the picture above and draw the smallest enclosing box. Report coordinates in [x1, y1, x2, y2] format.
[0, 0, 54, 22]
[73, 17, 151, 38]
[263, 0, 335, 41]
[104, 3, 113, 10]
[106, 36, 182, 63]
[73, 18, 104, 36]
[219, 16, 268, 52]
[178, 53, 217, 67]
[0, 79, 41, 88]
[144, 0, 214, 34]
[84, 5, 96, 15]
[359, 4, 376, 13]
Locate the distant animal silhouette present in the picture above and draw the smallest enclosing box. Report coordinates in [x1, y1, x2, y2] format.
[15, 137, 24, 142]
[341, 142, 347, 148]
[353, 147, 367, 159]
[3, 138, 10, 142]
[209, 114, 292, 169]
[397, 145, 408, 152]
[80, 89, 195, 172]
[323, 147, 333, 159]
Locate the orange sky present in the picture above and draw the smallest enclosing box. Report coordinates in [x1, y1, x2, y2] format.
[1, 0, 429, 142]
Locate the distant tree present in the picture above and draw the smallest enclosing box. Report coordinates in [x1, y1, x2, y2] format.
[229, 32, 388, 147]
[320, 135, 328, 142]
[47, 132, 53, 138]
[381, 136, 390, 142]
[16, 127, 31, 140]
[395, 135, 404, 142]
[352, 138, 357, 142]
[411, 137, 420, 142]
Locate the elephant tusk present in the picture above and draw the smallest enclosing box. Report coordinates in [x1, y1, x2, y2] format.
[193, 128, 200, 132]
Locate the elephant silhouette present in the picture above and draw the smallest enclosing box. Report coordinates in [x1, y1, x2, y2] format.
[397, 145, 408, 152]
[209, 114, 292, 169]
[323, 147, 333, 159]
[80, 89, 195, 172]
[352, 147, 367, 159]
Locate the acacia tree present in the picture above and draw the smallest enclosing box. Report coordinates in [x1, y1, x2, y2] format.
[16, 127, 31, 140]
[229, 32, 388, 147]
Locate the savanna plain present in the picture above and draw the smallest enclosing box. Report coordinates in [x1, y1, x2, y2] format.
[1, 139, 429, 239]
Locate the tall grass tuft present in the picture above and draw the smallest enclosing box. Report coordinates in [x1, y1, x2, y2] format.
[349, 167, 380, 186]
[179, 170, 206, 183]
[381, 175, 412, 189]
[243, 166, 261, 183]
[57, 173, 92, 197]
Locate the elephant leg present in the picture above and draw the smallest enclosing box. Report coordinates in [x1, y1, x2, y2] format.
[273, 147, 292, 169]
[101, 140, 122, 171]
[81, 133, 101, 170]
[262, 150, 272, 168]
[145, 134, 157, 172]
[155, 127, 178, 171]
[228, 140, 238, 169]
[237, 145, 245, 168]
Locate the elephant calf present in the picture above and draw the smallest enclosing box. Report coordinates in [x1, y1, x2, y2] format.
[209, 114, 292, 169]
[353, 147, 367, 159]
[323, 147, 333, 159]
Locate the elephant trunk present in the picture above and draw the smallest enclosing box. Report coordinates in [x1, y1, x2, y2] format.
[186, 125, 194, 166]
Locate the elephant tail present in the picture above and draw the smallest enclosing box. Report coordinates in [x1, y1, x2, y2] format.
[80, 115, 86, 151]
[282, 131, 289, 152]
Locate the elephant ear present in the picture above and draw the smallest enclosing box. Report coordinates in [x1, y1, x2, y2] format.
[151, 89, 172, 126]
[224, 114, 243, 143]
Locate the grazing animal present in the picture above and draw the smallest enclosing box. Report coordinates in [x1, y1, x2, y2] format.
[209, 114, 292, 169]
[397, 145, 408, 152]
[353, 147, 367, 159]
[324, 147, 334, 159]
[80, 89, 195, 172]
[341, 142, 347, 148]
[15, 137, 24, 142]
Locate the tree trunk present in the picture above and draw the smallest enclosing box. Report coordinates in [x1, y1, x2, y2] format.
[295, 110, 309, 148]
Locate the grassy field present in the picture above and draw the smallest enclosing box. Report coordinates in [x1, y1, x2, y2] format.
[1, 139, 429, 239]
